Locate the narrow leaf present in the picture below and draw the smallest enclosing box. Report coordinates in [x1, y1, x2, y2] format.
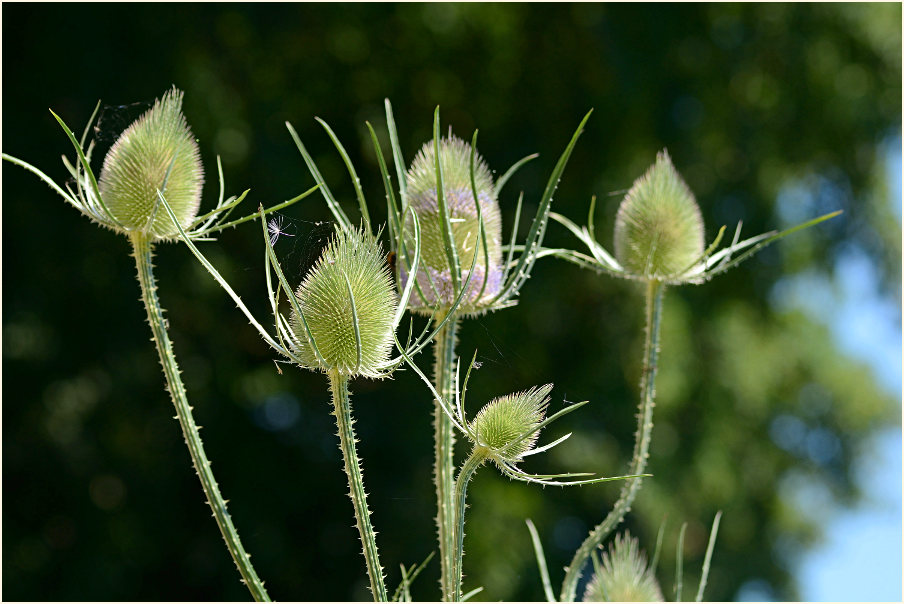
[495, 152, 539, 198]
[316, 117, 372, 233]
[525, 519, 556, 602]
[695, 511, 722, 602]
[285, 120, 352, 232]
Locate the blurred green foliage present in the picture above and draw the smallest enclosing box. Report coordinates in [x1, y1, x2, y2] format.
[2, 3, 900, 601]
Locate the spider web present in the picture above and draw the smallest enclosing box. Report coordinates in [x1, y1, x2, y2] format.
[91, 99, 154, 157]
[266, 213, 336, 284]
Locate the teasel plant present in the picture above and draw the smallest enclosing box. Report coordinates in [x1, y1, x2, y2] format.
[284, 100, 594, 601]
[573, 510, 723, 603]
[582, 531, 665, 602]
[160, 176, 487, 600]
[516, 150, 842, 602]
[393, 344, 646, 602]
[0, 87, 321, 602]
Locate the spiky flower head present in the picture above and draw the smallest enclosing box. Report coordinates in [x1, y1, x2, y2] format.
[614, 150, 704, 280]
[98, 87, 204, 240]
[583, 533, 664, 602]
[469, 384, 552, 465]
[402, 135, 503, 316]
[289, 226, 398, 378]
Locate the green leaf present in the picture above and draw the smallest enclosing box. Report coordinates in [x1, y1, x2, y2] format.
[525, 519, 556, 602]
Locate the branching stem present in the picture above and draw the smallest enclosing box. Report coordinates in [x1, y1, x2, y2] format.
[130, 232, 270, 602]
[559, 279, 664, 602]
[327, 368, 388, 602]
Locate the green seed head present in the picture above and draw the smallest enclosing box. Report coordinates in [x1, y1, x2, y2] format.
[469, 384, 552, 464]
[289, 226, 398, 378]
[98, 87, 204, 240]
[402, 135, 503, 316]
[583, 533, 664, 602]
[614, 150, 704, 280]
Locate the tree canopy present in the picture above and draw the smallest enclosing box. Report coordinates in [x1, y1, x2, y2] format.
[2, 3, 900, 601]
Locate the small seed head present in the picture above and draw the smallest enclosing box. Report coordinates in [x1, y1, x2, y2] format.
[582, 533, 664, 602]
[469, 384, 552, 464]
[402, 136, 503, 316]
[289, 226, 398, 378]
[614, 150, 704, 280]
[98, 87, 204, 240]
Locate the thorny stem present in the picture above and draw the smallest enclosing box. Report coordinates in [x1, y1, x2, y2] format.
[130, 232, 270, 602]
[452, 448, 487, 601]
[559, 279, 664, 602]
[433, 315, 460, 601]
[327, 368, 388, 602]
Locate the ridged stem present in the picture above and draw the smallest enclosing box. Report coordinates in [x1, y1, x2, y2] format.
[452, 448, 487, 601]
[130, 232, 270, 602]
[433, 316, 460, 601]
[327, 367, 388, 602]
[559, 279, 664, 602]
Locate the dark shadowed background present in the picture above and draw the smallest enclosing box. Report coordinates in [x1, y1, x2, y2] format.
[3, 3, 901, 602]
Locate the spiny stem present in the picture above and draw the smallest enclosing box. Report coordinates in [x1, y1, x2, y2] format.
[559, 279, 664, 602]
[452, 448, 487, 602]
[130, 232, 270, 602]
[433, 316, 460, 601]
[327, 368, 388, 602]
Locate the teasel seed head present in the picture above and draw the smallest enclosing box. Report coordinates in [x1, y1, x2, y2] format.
[289, 225, 398, 378]
[614, 150, 704, 280]
[469, 384, 552, 465]
[583, 533, 664, 602]
[98, 87, 204, 240]
[402, 135, 503, 316]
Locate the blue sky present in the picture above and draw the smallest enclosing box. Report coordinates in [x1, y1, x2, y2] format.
[784, 138, 901, 602]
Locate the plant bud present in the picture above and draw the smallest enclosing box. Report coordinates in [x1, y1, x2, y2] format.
[614, 150, 704, 280]
[98, 87, 204, 240]
[583, 533, 664, 602]
[402, 136, 503, 316]
[469, 384, 552, 464]
[290, 226, 398, 378]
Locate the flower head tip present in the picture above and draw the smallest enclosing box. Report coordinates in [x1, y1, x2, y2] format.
[98, 86, 204, 240]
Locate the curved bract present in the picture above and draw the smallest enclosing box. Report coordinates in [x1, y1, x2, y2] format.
[290, 226, 398, 378]
[402, 136, 503, 316]
[99, 87, 204, 239]
[549, 150, 841, 287]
